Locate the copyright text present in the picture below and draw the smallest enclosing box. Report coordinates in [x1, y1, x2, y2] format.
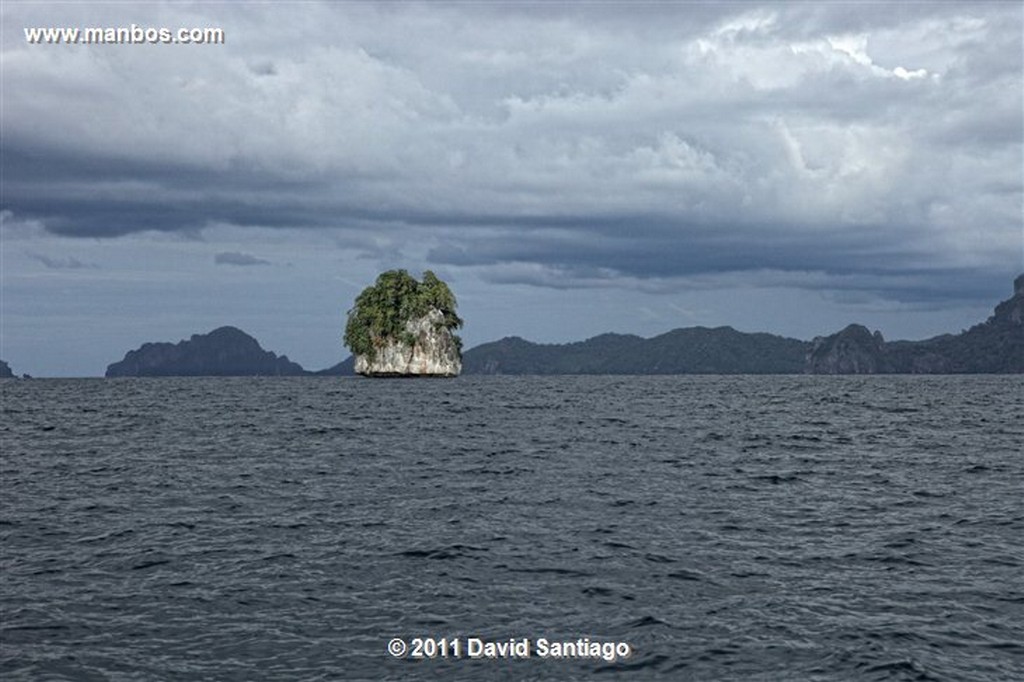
[388, 636, 633, 663]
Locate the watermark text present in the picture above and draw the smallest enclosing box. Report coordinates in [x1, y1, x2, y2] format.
[25, 24, 225, 45]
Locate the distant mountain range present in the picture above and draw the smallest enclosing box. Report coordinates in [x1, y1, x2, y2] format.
[99, 274, 1022, 377]
[461, 328, 810, 374]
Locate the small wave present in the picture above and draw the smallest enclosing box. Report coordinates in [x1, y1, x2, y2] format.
[862, 658, 941, 680]
[507, 566, 594, 577]
[29, 567, 64, 576]
[595, 653, 670, 674]
[622, 615, 673, 629]
[2, 623, 70, 632]
[397, 544, 488, 560]
[751, 473, 803, 484]
[260, 552, 296, 561]
[132, 558, 171, 570]
[863, 553, 931, 567]
[912, 490, 948, 498]
[77, 528, 135, 544]
[729, 570, 769, 578]
[882, 537, 917, 549]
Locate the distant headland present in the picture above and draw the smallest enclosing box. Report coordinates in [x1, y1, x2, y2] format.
[86, 273, 1022, 378]
[105, 326, 305, 378]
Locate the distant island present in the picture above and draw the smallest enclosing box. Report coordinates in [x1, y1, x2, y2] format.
[99, 274, 1021, 377]
[344, 269, 462, 377]
[105, 326, 306, 377]
[0, 360, 15, 379]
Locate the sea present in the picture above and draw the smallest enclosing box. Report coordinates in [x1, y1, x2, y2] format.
[1, 375, 1022, 681]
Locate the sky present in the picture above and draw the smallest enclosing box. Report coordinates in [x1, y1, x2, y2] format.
[2, 1, 1022, 377]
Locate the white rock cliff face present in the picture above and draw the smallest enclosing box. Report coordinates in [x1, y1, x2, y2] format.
[354, 309, 462, 377]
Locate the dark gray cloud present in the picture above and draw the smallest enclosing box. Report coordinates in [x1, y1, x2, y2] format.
[214, 251, 270, 266]
[427, 221, 1006, 304]
[2, 0, 1020, 307]
[26, 251, 97, 270]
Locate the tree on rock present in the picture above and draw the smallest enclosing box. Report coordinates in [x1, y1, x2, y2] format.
[344, 270, 463, 377]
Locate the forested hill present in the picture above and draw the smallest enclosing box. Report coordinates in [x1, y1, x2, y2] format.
[461, 327, 809, 375]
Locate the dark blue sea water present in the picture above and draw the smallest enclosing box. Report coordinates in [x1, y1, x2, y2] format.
[2, 376, 1022, 680]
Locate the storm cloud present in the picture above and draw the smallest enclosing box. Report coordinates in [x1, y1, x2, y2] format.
[214, 251, 270, 267]
[26, 251, 97, 270]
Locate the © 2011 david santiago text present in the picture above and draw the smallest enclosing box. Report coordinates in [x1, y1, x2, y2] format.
[387, 636, 633, 662]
